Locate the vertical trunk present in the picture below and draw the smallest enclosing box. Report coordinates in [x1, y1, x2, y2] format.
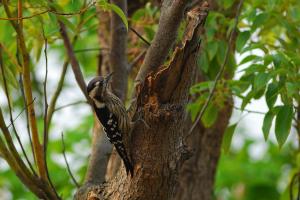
[174, 103, 233, 200]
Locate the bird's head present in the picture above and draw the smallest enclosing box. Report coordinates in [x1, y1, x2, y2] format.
[87, 72, 113, 101]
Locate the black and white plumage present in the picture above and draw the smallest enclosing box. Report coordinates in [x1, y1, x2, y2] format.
[87, 73, 133, 176]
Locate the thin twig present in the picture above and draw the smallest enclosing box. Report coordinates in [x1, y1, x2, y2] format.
[74, 47, 109, 53]
[187, 0, 245, 136]
[0, 44, 36, 175]
[129, 49, 147, 69]
[129, 27, 151, 46]
[233, 106, 265, 115]
[41, 30, 59, 198]
[0, 43, 21, 70]
[290, 172, 300, 200]
[7, 98, 36, 129]
[54, 101, 88, 111]
[0, 0, 96, 21]
[61, 133, 79, 188]
[42, 29, 49, 156]
[18, 73, 35, 165]
[58, 21, 90, 101]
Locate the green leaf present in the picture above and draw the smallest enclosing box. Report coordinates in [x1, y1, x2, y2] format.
[197, 53, 209, 73]
[144, 25, 155, 41]
[262, 111, 275, 141]
[286, 82, 300, 98]
[207, 41, 219, 60]
[264, 54, 273, 66]
[236, 31, 251, 52]
[222, 123, 237, 153]
[241, 42, 269, 54]
[131, 8, 145, 21]
[0, 62, 18, 89]
[275, 105, 294, 147]
[217, 40, 227, 65]
[254, 73, 270, 90]
[187, 103, 201, 121]
[243, 64, 265, 76]
[241, 90, 255, 110]
[265, 83, 279, 109]
[111, 4, 128, 30]
[57, 15, 76, 32]
[228, 80, 251, 95]
[223, 0, 234, 9]
[190, 81, 214, 94]
[201, 103, 218, 128]
[239, 55, 262, 65]
[252, 12, 269, 31]
[98, 0, 128, 30]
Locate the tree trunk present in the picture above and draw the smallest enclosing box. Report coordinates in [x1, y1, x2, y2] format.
[174, 103, 233, 200]
[75, 3, 209, 199]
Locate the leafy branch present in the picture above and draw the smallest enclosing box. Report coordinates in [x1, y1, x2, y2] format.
[188, 0, 245, 136]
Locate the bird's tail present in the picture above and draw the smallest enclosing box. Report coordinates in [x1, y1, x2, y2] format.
[123, 155, 134, 177]
[115, 144, 134, 177]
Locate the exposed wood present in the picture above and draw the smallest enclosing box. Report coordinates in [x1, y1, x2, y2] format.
[134, 0, 190, 84]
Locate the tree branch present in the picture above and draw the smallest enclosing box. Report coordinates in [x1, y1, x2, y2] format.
[129, 27, 151, 46]
[41, 31, 60, 198]
[0, 134, 48, 199]
[61, 133, 79, 188]
[0, 44, 36, 175]
[46, 1, 90, 130]
[0, 107, 59, 199]
[42, 30, 49, 157]
[134, 0, 190, 84]
[3, 0, 47, 180]
[54, 101, 88, 111]
[58, 21, 90, 101]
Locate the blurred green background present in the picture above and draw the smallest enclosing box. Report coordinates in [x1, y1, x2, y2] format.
[1, 0, 300, 199]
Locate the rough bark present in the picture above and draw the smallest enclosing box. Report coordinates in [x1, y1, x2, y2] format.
[174, 103, 233, 200]
[75, 3, 209, 199]
[134, 0, 190, 84]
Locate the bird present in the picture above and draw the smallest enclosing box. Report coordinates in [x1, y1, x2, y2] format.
[86, 73, 134, 176]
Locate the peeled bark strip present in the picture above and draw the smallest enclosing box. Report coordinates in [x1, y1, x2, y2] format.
[76, 4, 209, 200]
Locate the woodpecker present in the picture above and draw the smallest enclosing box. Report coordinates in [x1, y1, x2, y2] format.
[87, 73, 133, 176]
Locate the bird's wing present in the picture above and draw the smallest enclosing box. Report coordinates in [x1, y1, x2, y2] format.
[104, 92, 131, 134]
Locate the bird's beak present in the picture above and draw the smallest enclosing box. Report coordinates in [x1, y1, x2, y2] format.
[104, 72, 113, 88]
